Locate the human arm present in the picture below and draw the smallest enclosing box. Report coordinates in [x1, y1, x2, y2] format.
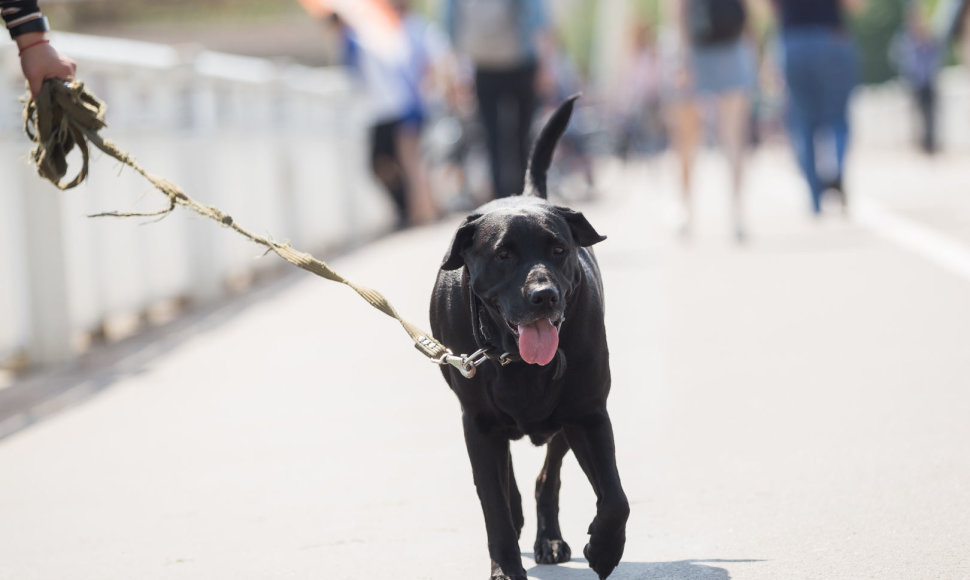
[3, 1, 76, 97]
[417, 15, 464, 109]
[527, 0, 557, 99]
[17, 31, 77, 97]
[665, 0, 694, 91]
[533, 30, 557, 99]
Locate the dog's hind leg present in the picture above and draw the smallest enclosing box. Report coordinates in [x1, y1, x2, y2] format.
[534, 431, 572, 564]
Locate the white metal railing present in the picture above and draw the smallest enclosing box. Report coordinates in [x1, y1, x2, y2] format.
[1, 32, 393, 368]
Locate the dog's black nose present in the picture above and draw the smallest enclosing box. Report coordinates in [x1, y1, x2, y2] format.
[529, 286, 560, 306]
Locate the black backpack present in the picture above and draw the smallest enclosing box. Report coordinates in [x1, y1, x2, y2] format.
[689, 0, 747, 46]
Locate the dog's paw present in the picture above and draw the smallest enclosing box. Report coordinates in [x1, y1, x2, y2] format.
[534, 537, 571, 564]
[583, 531, 625, 579]
[490, 561, 528, 580]
[489, 570, 528, 580]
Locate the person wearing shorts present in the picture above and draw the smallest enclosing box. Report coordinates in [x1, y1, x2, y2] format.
[666, 0, 757, 242]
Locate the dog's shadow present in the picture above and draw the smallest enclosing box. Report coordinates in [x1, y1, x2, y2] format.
[523, 555, 762, 579]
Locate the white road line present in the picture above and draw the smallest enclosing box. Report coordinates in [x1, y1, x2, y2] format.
[855, 197, 970, 283]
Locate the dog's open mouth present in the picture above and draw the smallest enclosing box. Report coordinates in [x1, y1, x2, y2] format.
[507, 318, 562, 366]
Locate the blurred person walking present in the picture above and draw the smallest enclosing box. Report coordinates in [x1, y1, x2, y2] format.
[442, 0, 554, 198]
[891, 4, 943, 155]
[616, 18, 665, 160]
[772, 0, 866, 216]
[666, 0, 758, 242]
[3, 0, 76, 97]
[334, 0, 449, 229]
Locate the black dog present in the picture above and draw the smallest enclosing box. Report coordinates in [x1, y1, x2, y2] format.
[430, 97, 628, 580]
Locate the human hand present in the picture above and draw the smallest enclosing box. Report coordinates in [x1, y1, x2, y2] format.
[675, 63, 693, 93]
[535, 64, 557, 100]
[17, 33, 77, 97]
[446, 79, 470, 113]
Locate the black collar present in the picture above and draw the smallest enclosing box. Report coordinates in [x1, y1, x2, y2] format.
[468, 283, 521, 364]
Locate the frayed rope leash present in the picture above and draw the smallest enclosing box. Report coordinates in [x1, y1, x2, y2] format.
[22, 79, 488, 378]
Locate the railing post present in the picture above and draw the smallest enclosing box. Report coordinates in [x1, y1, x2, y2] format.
[20, 175, 74, 366]
[177, 45, 225, 305]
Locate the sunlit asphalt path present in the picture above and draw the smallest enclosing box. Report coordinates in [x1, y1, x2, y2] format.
[1, 148, 968, 579]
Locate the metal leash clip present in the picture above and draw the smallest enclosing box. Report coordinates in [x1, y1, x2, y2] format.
[434, 347, 491, 379]
[437, 348, 519, 378]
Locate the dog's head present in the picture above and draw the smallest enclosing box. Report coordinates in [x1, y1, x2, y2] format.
[440, 203, 605, 366]
[439, 97, 605, 366]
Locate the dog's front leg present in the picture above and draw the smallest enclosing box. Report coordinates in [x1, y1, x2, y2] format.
[462, 412, 527, 580]
[564, 413, 629, 579]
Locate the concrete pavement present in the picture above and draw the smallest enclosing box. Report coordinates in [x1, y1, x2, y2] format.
[1, 147, 968, 579]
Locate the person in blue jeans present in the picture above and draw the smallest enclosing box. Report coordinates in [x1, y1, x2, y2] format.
[773, 0, 866, 215]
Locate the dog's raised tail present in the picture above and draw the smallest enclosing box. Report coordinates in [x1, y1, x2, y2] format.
[523, 94, 579, 199]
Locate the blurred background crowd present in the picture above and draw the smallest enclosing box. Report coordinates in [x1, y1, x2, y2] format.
[24, 0, 970, 228]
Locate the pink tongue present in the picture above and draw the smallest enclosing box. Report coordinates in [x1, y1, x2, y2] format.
[517, 319, 559, 366]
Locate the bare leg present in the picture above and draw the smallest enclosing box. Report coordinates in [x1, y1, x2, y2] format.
[396, 124, 439, 226]
[716, 90, 751, 241]
[668, 100, 700, 236]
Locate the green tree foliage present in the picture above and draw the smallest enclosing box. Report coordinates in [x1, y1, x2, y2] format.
[850, 0, 907, 84]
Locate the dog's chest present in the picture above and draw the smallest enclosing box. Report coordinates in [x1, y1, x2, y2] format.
[487, 370, 563, 433]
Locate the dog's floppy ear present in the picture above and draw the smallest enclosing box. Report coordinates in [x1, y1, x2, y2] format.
[524, 94, 580, 199]
[554, 206, 607, 247]
[441, 214, 481, 270]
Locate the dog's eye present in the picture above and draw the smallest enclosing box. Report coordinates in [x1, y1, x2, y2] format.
[552, 246, 566, 256]
[496, 249, 511, 262]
